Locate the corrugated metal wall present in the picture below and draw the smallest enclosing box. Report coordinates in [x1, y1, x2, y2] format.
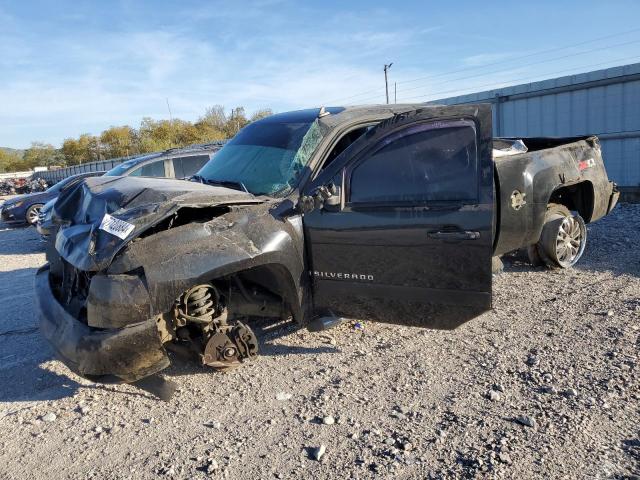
[430, 63, 640, 189]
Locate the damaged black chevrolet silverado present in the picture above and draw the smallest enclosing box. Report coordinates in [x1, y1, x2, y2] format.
[36, 104, 619, 398]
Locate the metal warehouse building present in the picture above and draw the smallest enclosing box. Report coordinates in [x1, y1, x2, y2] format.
[431, 62, 640, 199]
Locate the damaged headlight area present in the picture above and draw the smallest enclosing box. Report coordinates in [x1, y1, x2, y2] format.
[87, 273, 151, 328]
[38, 253, 277, 399]
[36, 264, 171, 386]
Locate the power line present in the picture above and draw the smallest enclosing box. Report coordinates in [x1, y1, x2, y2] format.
[396, 26, 640, 86]
[394, 54, 640, 104]
[323, 27, 640, 105]
[396, 38, 640, 97]
[354, 54, 640, 104]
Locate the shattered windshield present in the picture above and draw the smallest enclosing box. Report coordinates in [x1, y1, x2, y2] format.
[196, 119, 325, 196]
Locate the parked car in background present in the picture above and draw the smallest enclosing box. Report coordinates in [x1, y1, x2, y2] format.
[35, 143, 223, 237]
[0, 171, 105, 225]
[103, 143, 222, 179]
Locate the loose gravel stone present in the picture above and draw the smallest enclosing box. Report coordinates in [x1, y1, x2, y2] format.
[207, 459, 219, 473]
[312, 445, 326, 461]
[516, 415, 537, 428]
[322, 416, 335, 425]
[499, 452, 512, 464]
[41, 413, 56, 423]
[488, 391, 502, 402]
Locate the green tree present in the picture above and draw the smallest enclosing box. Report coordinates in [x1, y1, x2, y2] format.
[225, 107, 249, 136]
[23, 142, 60, 169]
[138, 117, 175, 152]
[62, 134, 101, 165]
[251, 108, 273, 122]
[0, 149, 24, 173]
[100, 126, 137, 159]
[200, 105, 227, 131]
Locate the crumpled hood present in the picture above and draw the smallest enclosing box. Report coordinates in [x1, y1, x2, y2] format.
[53, 176, 263, 271]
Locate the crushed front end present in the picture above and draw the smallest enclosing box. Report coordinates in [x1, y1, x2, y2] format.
[35, 176, 304, 399]
[36, 256, 260, 386]
[34, 176, 278, 394]
[36, 261, 170, 383]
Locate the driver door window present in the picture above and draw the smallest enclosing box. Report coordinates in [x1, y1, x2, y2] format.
[348, 124, 478, 205]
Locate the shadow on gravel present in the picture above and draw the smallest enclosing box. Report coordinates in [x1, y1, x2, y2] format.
[622, 438, 640, 471]
[163, 318, 338, 378]
[500, 244, 639, 278]
[0, 224, 45, 255]
[497, 204, 640, 277]
[0, 361, 82, 404]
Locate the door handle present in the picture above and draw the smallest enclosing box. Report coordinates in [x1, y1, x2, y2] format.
[428, 230, 480, 240]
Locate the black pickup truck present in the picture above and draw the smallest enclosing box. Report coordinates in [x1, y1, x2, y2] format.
[36, 104, 619, 396]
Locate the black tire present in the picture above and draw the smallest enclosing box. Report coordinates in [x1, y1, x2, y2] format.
[25, 204, 43, 225]
[536, 203, 587, 269]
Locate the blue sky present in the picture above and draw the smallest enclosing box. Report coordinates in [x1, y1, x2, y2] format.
[1, 0, 640, 148]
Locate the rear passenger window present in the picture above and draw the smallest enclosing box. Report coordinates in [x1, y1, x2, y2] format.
[349, 123, 478, 204]
[135, 160, 166, 177]
[172, 155, 210, 179]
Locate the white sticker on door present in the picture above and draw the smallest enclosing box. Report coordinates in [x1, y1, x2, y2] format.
[99, 213, 135, 240]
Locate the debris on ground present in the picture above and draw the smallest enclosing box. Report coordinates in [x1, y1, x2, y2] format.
[0, 177, 48, 196]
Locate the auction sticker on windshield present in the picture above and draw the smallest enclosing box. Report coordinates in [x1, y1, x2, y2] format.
[99, 213, 135, 240]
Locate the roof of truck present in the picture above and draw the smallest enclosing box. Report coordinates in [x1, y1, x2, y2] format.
[262, 104, 431, 128]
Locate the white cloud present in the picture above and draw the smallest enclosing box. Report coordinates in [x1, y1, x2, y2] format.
[0, 5, 439, 147]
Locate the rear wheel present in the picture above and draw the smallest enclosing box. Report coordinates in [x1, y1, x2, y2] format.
[26, 204, 43, 225]
[533, 204, 587, 269]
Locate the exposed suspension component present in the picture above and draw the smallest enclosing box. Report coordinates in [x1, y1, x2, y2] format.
[173, 284, 258, 370]
[176, 284, 221, 326]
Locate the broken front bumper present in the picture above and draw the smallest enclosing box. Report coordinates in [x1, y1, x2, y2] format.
[35, 265, 170, 383]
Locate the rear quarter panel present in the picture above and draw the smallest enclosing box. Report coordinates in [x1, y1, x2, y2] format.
[494, 137, 612, 256]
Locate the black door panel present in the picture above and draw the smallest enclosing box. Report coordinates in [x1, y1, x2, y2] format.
[303, 104, 494, 329]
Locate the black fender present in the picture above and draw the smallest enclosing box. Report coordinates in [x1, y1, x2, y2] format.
[107, 205, 307, 324]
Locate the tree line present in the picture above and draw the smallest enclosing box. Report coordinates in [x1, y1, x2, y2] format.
[0, 106, 272, 173]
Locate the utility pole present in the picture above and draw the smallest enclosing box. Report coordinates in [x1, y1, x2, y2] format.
[384, 63, 393, 104]
[166, 98, 174, 147]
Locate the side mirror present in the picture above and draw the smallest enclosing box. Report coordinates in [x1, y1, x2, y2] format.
[298, 182, 340, 214]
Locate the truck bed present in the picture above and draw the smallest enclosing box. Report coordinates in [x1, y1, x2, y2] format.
[493, 135, 617, 256]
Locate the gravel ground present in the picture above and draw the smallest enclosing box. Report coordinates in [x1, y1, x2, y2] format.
[0, 204, 638, 480]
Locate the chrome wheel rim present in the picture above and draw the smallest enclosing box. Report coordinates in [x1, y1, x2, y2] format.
[555, 216, 583, 264]
[27, 206, 41, 224]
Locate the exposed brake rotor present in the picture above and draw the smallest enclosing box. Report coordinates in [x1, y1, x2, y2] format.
[202, 321, 258, 370]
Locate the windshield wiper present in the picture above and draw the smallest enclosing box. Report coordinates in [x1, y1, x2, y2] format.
[190, 175, 249, 193]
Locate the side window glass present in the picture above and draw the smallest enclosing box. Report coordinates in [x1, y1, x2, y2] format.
[321, 125, 372, 172]
[173, 155, 210, 179]
[139, 160, 166, 177]
[349, 123, 478, 204]
[172, 158, 185, 179]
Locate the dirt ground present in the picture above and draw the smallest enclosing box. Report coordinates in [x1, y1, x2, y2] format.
[0, 204, 638, 480]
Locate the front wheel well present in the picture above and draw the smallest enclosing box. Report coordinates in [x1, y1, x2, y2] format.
[208, 264, 301, 323]
[548, 181, 594, 222]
